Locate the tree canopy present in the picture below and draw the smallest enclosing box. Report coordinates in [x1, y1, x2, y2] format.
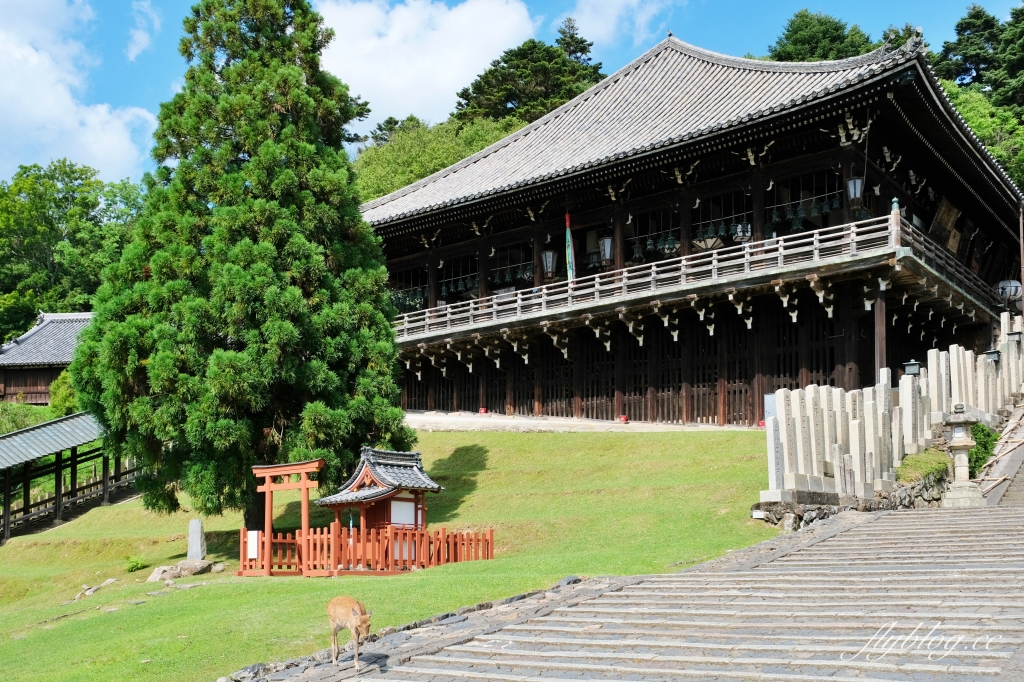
[454, 18, 604, 122]
[0, 160, 141, 342]
[931, 5, 1004, 86]
[70, 0, 413, 526]
[766, 9, 875, 62]
[355, 117, 525, 201]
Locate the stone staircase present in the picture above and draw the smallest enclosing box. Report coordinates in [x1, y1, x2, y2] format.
[999, 465, 1024, 507]
[377, 507, 1024, 681]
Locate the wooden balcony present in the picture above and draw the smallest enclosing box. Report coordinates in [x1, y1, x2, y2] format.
[393, 217, 1002, 347]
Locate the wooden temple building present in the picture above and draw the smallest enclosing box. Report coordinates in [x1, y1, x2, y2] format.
[316, 447, 442, 530]
[366, 33, 1024, 426]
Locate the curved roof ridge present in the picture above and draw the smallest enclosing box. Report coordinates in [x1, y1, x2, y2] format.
[663, 34, 918, 73]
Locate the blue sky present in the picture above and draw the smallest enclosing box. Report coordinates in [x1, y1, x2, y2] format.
[1, 0, 1020, 182]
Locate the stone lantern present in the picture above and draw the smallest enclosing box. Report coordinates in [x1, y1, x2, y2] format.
[940, 404, 985, 508]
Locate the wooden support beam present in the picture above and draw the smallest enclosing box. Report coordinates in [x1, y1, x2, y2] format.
[613, 211, 625, 271]
[875, 287, 887, 384]
[102, 453, 110, 505]
[54, 449, 63, 524]
[614, 326, 626, 418]
[533, 363, 543, 416]
[2, 467, 10, 545]
[69, 446, 78, 505]
[616, 308, 644, 346]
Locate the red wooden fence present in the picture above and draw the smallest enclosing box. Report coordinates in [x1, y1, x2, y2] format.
[236, 522, 494, 577]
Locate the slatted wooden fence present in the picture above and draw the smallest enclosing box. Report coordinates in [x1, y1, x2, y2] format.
[236, 522, 494, 577]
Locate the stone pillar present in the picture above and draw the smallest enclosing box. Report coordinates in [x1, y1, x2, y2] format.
[949, 344, 963, 406]
[805, 385, 825, 476]
[899, 375, 916, 454]
[832, 387, 848, 453]
[760, 417, 791, 502]
[850, 418, 866, 486]
[939, 350, 951, 413]
[965, 350, 976, 408]
[927, 348, 941, 414]
[775, 388, 795, 474]
[892, 405, 904, 467]
[863, 398, 879, 482]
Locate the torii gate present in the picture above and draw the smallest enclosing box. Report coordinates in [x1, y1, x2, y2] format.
[252, 459, 324, 577]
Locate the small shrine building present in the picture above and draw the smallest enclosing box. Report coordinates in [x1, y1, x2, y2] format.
[316, 447, 443, 531]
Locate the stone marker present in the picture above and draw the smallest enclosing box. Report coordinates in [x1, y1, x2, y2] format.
[188, 518, 207, 561]
[927, 348, 941, 413]
[965, 350, 976, 408]
[949, 344, 963, 406]
[766, 417, 784, 491]
[775, 388, 795, 473]
[891, 405, 904, 467]
[842, 453, 856, 497]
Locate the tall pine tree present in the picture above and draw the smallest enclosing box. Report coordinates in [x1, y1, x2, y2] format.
[70, 0, 413, 526]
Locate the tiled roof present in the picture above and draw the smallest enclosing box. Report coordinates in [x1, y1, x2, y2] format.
[361, 35, 925, 227]
[317, 447, 442, 506]
[0, 312, 93, 367]
[0, 412, 103, 470]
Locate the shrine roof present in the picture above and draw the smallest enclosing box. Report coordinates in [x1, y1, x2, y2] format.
[316, 447, 442, 506]
[0, 312, 93, 367]
[360, 34, 931, 229]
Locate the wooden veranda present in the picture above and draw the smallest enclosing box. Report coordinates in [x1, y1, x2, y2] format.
[0, 412, 137, 544]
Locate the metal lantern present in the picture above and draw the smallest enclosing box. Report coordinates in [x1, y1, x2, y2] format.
[770, 207, 781, 225]
[903, 359, 921, 376]
[717, 221, 728, 238]
[656, 235, 666, 253]
[731, 221, 752, 242]
[599, 236, 614, 266]
[646, 236, 655, 252]
[795, 203, 806, 222]
[589, 250, 600, 268]
[516, 265, 524, 280]
[541, 250, 557, 278]
[810, 198, 821, 217]
[664, 233, 678, 253]
[523, 264, 533, 280]
[632, 240, 644, 262]
[831, 194, 841, 211]
[441, 282, 448, 297]
[785, 204, 794, 220]
[504, 269, 512, 283]
[847, 176, 865, 209]
[457, 278, 466, 292]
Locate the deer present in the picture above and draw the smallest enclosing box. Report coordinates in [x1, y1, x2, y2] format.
[327, 596, 373, 669]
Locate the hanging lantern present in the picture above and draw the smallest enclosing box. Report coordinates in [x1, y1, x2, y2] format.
[516, 265, 524, 280]
[785, 204, 794, 220]
[632, 240, 644, 261]
[795, 203, 806, 222]
[646, 235, 656, 252]
[717, 221, 728, 238]
[457, 278, 466, 292]
[664, 233, 677, 253]
[541, 250, 556, 278]
[589, 251, 600, 268]
[504, 269, 512, 283]
[656, 235, 666, 252]
[599, 236, 614, 266]
[847, 176, 865, 209]
[770, 207, 781, 225]
[524, 263, 533, 280]
[441, 282, 448, 297]
[810, 198, 821, 217]
[730, 221, 752, 242]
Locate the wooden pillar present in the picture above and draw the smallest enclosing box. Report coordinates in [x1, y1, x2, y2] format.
[114, 453, 121, 483]
[679, 195, 692, 258]
[752, 304, 765, 424]
[479, 365, 488, 413]
[53, 449, 63, 524]
[614, 326, 626, 418]
[841, 151, 853, 224]
[752, 172, 765, 242]
[533, 363, 543, 416]
[533, 229, 544, 288]
[647, 321, 658, 422]
[69, 446, 77, 506]
[101, 453, 110, 505]
[613, 211, 625, 271]
[682, 326, 693, 423]
[478, 246, 491, 298]
[300, 472, 310, 574]
[799, 298, 812, 388]
[505, 366, 514, 416]
[426, 368, 436, 411]
[717, 318, 727, 426]
[263, 477, 273, 576]
[22, 462, 30, 519]
[572, 350, 583, 418]
[452, 370, 461, 412]
[2, 467, 10, 545]
[875, 288, 887, 385]
[427, 259, 438, 309]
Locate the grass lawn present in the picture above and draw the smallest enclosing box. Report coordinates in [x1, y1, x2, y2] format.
[0, 430, 775, 682]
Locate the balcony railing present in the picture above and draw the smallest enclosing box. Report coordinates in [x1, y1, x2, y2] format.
[393, 216, 1001, 342]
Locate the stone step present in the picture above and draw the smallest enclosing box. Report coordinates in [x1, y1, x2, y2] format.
[471, 633, 1017, 659]
[555, 605, 1024, 620]
[537, 616, 1024, 634]
[595, 596, 1024, 608]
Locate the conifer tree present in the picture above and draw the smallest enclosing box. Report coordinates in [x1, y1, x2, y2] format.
[70, 0, 413, 526]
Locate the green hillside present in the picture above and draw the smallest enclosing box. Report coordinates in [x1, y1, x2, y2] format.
[0, 430, 774, 682]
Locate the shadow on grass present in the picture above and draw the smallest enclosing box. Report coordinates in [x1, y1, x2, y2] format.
[426, 444, 488, 524]
[274, 499, 337, 533]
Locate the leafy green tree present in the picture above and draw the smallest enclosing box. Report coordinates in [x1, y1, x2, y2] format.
[454, 20, 604, 123]
[989, 6, 1024, 109]
[930, 5, 1004, 85]
[49, 369, 78, 417]
[70, 0, 413, 528]
[356, 117, 525, 201]
[766, 9, 875, 61]
[0, 161, 142, 342]
[941, 80, 1024, 186]
[368, 115, 424, 146]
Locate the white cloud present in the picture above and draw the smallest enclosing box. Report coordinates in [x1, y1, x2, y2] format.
[567, 0, 670, 47]
[316, 0, 534, 132]
[126, 0, 161, 61]
[0, 0, 156, 181]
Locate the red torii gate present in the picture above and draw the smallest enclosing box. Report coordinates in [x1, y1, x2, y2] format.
[252, 459, 324, 577]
